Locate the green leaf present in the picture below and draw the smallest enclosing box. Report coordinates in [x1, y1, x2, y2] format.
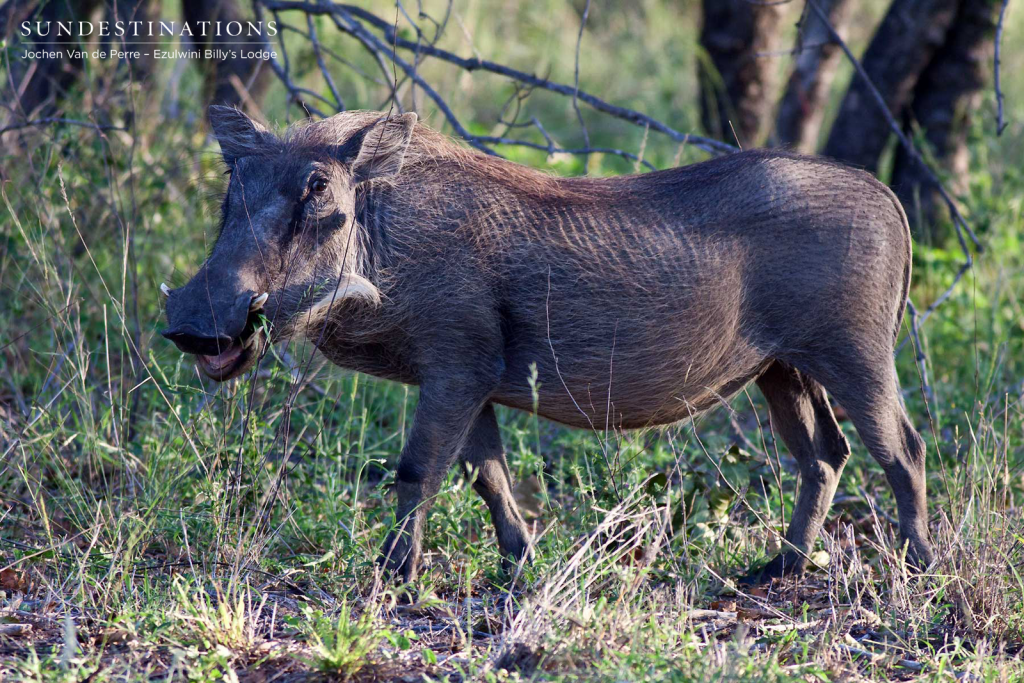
[303, 550, 336, 567]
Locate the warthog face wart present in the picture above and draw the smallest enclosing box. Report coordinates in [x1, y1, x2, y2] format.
[162, 106, 412, 380]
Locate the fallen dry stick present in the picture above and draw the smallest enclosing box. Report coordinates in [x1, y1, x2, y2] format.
[0, 623, 32, 637]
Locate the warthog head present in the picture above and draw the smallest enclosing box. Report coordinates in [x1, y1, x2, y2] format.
[162, 106, 416, 380]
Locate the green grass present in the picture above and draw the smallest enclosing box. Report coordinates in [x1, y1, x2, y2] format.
[2, 1, 1024, 680]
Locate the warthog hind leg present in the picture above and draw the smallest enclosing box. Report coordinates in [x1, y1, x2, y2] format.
[742, 349, 935, 584]
[741, 361, 851, 585]
[813, 354, 934, 570]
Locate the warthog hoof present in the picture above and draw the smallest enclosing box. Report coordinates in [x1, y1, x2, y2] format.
[738, 553, 806, 587]
[499, 542, 535, 578]
[379, 531, 420, 583]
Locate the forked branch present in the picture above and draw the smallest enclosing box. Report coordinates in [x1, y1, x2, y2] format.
[255, 0, 734, 159]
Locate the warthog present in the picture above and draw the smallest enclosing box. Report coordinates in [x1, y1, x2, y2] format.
[163, 106, 934, 583]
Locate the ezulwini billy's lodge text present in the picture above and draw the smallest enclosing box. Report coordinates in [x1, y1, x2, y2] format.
[21, 48, 277, 61]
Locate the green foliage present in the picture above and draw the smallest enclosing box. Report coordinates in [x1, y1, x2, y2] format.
[288, 602, 404, 677]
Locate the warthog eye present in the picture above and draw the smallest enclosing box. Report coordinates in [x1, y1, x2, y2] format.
[310, 176, 329, 195]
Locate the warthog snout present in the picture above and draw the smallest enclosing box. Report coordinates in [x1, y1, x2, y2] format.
[162, 286, 268, 381]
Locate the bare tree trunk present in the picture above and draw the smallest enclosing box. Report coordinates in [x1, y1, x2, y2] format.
[2, 0, 156, 125]
[2, 0, 101, 121]
[698, 0, 784, 148]
[823, 0, 959, 171]
[774, 0, 853, 152]
[891, 0, 1000, 241]
[182, 0, 271, 116]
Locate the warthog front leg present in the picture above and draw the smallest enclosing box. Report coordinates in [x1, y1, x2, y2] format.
[381, 368, 502, 582]
[459, 403, 533, 571]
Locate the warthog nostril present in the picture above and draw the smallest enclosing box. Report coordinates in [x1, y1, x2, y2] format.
[160, 283, 172, 298]
[250, 292, 269, 311]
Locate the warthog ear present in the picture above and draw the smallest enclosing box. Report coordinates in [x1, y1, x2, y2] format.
[208, 105, 272, 164]
[343, 112, 417, 183]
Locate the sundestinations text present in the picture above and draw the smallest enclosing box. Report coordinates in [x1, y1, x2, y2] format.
[19, 20, 278, 39]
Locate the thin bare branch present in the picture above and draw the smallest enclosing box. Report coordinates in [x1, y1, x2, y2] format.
[0, 117, 124, 137]
[252, 4, 327, 118]
[995, 0, 1011, 135]
[572, 0, 592, 172]
[306, 12, 345, 110]
[329, 7, 493, 155]
[277, 23, 385, 85]
[258, 0, 735, 156]
[475, 135, 657, 171]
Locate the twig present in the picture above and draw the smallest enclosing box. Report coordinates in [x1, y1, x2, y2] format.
[0, 623, 32, 636]
[755, 41, 829, 58]
[995, 0, 1011, 135]
[836, 643, 923, 671]
[473, 135, 657, 170]
[253, 4, 328, 118]
[901, 300, 934, 405]
[257, 0, 734, 156]
[330, 7, 494, 155]
[685, 608, 737, 621]
[572, 0, 592, 172]
[306, 12, 345, 110]
[0, 117, 124, 137]
[895, 256, 975, 357]
[277, 24, 384, 85]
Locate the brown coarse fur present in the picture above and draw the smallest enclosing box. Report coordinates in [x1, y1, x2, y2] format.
[164, 107, 934, 584]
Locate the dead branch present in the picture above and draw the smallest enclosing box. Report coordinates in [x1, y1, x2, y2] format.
[572, 0, 592, 171]
[253, 3, 329, 118]
[307, 11, 344, 110]
[256, 0, 734, 157]
[0, 117, 125, 137]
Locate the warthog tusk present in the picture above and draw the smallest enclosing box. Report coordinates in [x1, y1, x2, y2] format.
[250, 292, 269, 310]
[160, 283, 171, 297]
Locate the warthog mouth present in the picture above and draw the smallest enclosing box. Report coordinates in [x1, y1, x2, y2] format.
[199, 294, 268, 381]
[162, 287, 270, 382]
[196, 326, 265, 382]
